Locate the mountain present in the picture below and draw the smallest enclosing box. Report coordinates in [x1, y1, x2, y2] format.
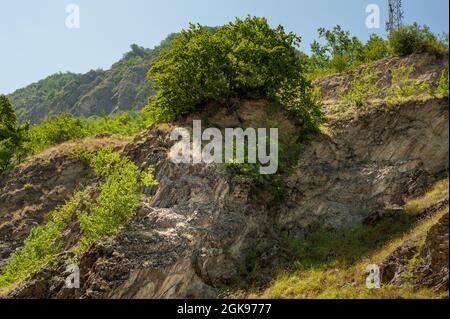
[8, 44, 160, 124]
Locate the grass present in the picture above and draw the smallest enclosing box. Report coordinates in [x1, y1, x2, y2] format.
[251, 208, 448, 299]
[234, 179, 449, 299]
[405, 178, 448, 215]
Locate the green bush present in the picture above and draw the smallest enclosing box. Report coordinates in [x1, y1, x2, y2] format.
[341, 68, 381, 114]
[310, 27, 390, 75]
[359, 34, 389, 63]
[0, 147, 158, 288]
[385, 65, 429, 105]
[310, 26, 363, 73]
[20, 112, 148, 159]
[77, 147, 158, 253]
[389, 23, 449, 57]
[144, 16, 317, 125]
[435, 69, 449, 97]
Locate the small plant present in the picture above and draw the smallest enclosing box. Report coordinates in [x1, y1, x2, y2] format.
[385, 65, 429, 105]
[434, 69, 449, 97]
[23, 183, 33, 190]
[76, 147, 158, 253]
[341, 67, 381, 115]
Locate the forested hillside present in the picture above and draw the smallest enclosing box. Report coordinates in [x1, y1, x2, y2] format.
[8, 44, 158, 123]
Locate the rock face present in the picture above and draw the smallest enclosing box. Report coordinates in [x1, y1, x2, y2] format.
[278, 97, 449, 238]
[380, 212, 449, 292]
[8, 95, 449, 299]
[1, 54, 449, 299]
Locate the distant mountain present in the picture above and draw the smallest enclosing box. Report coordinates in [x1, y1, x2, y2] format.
[8, 38, 176, 124]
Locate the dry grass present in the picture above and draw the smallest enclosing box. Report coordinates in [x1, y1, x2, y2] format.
[405, 179, 448, 215]
[18, 136, 130, 168]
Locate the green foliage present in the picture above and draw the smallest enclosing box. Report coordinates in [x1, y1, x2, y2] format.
[144, 16, 316, 125]
[287, 213, 413, 270]
[434, 69, 449, 97]
[225, 119, 305, 202]
[0, 96, 18, 134]
[0, 96, 29, 173]
[389, 23, 449, 57]
[359, 34, 390, 63]
[309, 26, 390, 75]
[83, 112, 148, 137]
[341, 68, 381, 114]
[27, 113, 85, 149]
[0, 192, 85, 287]
[77, 147, 158, 253]
[310, 25, 362, 72]
[385, 65, 429, 105]
[21, 112, 148, 159]
[0, 147, 158, 288]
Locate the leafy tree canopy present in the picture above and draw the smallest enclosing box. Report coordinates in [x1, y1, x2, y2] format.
[144, 16, 320, 128]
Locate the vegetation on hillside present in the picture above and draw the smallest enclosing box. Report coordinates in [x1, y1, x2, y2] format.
[309, 23, 448, 77]
[0, 147, 158, 289]
[144, 16, 322, 128]
[389, 23, 449, 57]
[0, 16, 448, 298]
[233, 179, 449, 299]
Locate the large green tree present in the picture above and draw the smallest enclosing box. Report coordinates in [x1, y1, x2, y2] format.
[144, 16, 321, 129]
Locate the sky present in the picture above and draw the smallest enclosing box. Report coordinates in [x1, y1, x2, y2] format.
[0, 0, 448, 94]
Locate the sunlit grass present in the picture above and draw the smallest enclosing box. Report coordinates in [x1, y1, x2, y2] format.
[243, 179, 449, 299]
[405, 178, 448, 216]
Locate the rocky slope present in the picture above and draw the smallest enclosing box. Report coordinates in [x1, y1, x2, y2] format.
[0, 54, 448, 299]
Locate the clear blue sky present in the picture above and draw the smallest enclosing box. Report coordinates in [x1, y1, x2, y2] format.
[1, 0, 448, 94]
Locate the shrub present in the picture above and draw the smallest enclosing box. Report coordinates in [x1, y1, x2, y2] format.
[77, 147, 158, 252]
[341, 68, 381, 114]
[0, 147, 158, 288]
[385, 65, 429, 105]
[25, 113, 85, 154]
[434, 69, 449, 97]
[144, 16, 318, 126]
[359, 34, 390, 63]
[20, 112, 148, 160]
[310, 25, 363, 73]
[389, 23, 449, 57]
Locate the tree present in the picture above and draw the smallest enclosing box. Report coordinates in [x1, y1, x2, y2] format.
[0, 95, 29, 173]
[310, 25, 363, 72]
[359, 34, 389, 63]
[389, 23, 449, 57]
[0, 95, 18, 139]
[144, 16, 321, 129]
